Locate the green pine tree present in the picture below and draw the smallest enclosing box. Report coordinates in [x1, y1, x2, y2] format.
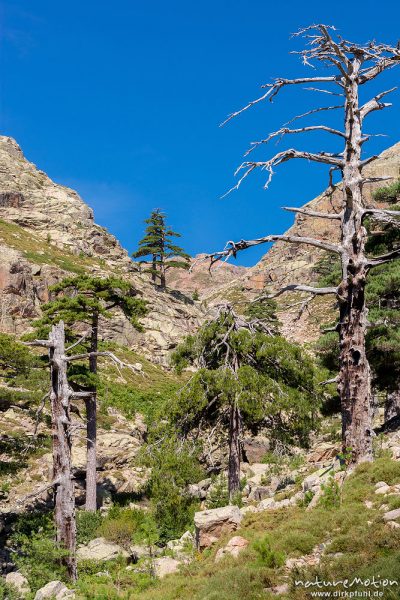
[316, 179, 400, 422]
[365, 181, 400, 422]
[34, 274, 147, 511]
[171, 305, 326, 499]
[132, 209, 190, 288]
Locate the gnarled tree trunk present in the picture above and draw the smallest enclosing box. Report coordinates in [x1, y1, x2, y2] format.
[338, 58, 373, 463]
[228, 401, 241, 500]
[49, 321, 77, 580]
[85, 309, 98, 512]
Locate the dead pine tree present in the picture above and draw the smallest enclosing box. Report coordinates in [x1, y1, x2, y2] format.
[203, 25, 400, 465]
[28, 321, 142, 580]
[30, 321, 78, 580]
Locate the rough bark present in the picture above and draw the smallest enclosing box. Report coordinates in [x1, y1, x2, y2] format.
[160, 268, 166, 289]
[228, 402, 241, 500]
[384, 388, 400, 423]
[151, 254, 157, 284]
[337, 56, 373, 463]
[85, 309, 98, 511]
[49, 321, 77, 580]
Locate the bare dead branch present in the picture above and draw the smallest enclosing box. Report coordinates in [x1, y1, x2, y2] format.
[265, 284, 338, 298]
[65, 351, 143, 375]
[368, 248, 400, 267]
[284, 105, 344, 126]
[362, 176, 393, 184]
[320, 376, 339, 386]
[225, 149, 344, 195]
[245, 125, 345, 156]
[24, 339, 52, 348]
[70, 391, 94, 399]
[360, 57, 400, 83]
[282, 206, 342, 220]
[65, 331, 90, 352]
[17, 478, 60, 505]
[203, 234, 342, 267]
[360, 88, 397, 120]
[363, 208, 400, 226]
[220, 77, 340, 126]
[33, 392, 49, 437]
[304, 87, 343, 96]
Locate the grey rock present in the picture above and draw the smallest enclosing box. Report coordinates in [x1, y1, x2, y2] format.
[194, 505, 242, 550]
[77, 538, 128, 561]
[383, 508, 400, 521]
[152, 557, 181, 578]
[34, 581, 75, 600]
[5, 572, 30, 596]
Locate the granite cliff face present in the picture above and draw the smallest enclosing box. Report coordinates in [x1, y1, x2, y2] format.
[0, 136, 202, 363]
[166, 254, 248, 298]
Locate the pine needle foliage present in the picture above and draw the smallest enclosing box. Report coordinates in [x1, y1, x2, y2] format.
[132, 209, 190, 288]
[316, 179, 400, 401]
[171, 306, 326, 447]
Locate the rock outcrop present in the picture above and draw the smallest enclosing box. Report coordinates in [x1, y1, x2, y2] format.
[194, 505, 242, 549]
[0, 136, 202, 363]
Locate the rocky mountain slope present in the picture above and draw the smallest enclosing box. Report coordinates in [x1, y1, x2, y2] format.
[206, 141, 400, 343]
[1, 135, 399, 354]
[166, 254, 248, 298]
[0, 136, 202, 363]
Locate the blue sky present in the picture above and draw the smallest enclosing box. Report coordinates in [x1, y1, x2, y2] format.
[1, 0, 400, 266]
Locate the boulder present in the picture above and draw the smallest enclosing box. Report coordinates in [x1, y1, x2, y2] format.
[302, 474, 321, 493]
[152, 557, 181, 578]
[215, 535, 249, 562]
[375, 485, 390, 495]
[383, 508, 400, 522]
[194, 505, 243, 550]
[375, 481, 388, 489]
[5, 572, 30, 596]
[77, 537, 128, 561]
[166, 530, 195, 557]
[198, 478, 212, 491]
[258, 498, 276, 511]
[34, 581, 75, 600]
[129, 544, 151, 562]
[242, 436, 270, 463]
[250, 486, 272, 501]
[248, 463, 269, 477]
[240, 505, 258, 516]
[308, 443, 338, 464]
[188, 484, 207, 500]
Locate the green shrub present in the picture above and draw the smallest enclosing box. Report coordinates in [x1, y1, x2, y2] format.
[97, 507, 147, 549]
[142, 429, 203, 542]
[77, 510, 103, 544]
[0, 580, 23, 600]
[252, 535, 285, 568]
[14, 535, 69, 591]
[206, 476, 229, 509]
[319, 475, 341, 509]
[373, 179, 400, 203]
[299, 490, 314, 507]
